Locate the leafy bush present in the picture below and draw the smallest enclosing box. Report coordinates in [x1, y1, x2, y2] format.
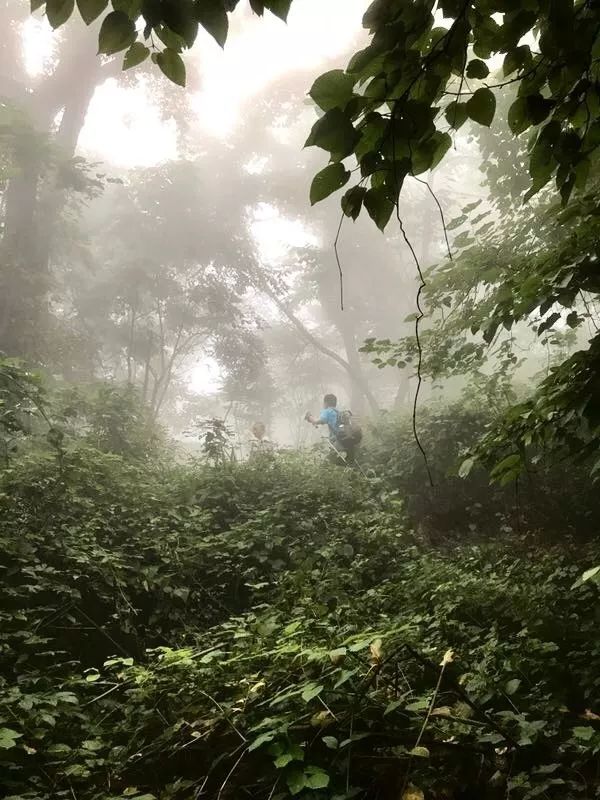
[1, 394, 599, 800]
[363, 401, 600, 540]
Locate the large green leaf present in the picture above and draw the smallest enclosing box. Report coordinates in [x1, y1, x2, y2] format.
[123, 41, 149, 70]
[264, 0, 292, 21]
[305, 767, 330, 789]
[430, 131, 452, 170]
[341, 185, 367, 220]
[309, 163, 350, 205]
[301, 683, 323, 702]
[46, 0, 74, 28]
[286, 769, 305, 796]
[155, 48, 186, 86]
[0, 728, 22, 749]
[507, 97, 529, 134]
[364, 185, 394, 231]
[98, 10, 136, 54]
[196, 1, 229, 48]
[112, 0, 141, 18]
[76, 0, 107, 24]
[309, 70, 355, 112]
[305, 108, 360, 160]
[466, 87, 496, 127]
[445, 101, 469, 130]
[466, 58, 489, 79]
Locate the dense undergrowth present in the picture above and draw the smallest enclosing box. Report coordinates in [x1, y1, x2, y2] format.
[1, 390, 600, 800]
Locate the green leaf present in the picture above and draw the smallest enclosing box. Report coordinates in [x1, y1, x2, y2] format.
[445, 101, 468, 130]
[309, 70, 355, 112]
[573, 726, 594, 741]
[430, 131, 452, 171]
[305, 767, 330, 789]
[458, 456, 474, 478]
[526, 93, 554, 126]
[112, 0, 142, 17]
[305, 108, 360, 160]
[341, 185, 367, 220]
[46, 0, 74, 28]
[274, 753, 294, 768]
[76, 0, 107, 24]
[410, 746, 430, 758]
[310, 163, 350, 206]
[503, 45, 531, 77]
[581, 565, 600, 583]
[264, 0, 292, 21]
[406, 698, 429, 712]
[123, 41, 149, 69]
[505, 678, 521, 696]
[322, 735, 338, 749]
[334, 667, 358, 688]
[364, 185, 394, 231]
[248, 730, 276, 751]
[466, 59, 489, 79]
[196, 1, 229, 48]
[156, 48, 186, 87]
[508, 97, 529, 135]
[98, 10, 136, 54]
[301, 683, 324, 702]
[466, 87, 496, 127]
[0, 728, 22, 749]
[286, 768, 306, 796]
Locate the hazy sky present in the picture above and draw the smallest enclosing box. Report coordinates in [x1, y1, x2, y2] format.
[22, 1, 367, 396]
[25, 0, 367, 166]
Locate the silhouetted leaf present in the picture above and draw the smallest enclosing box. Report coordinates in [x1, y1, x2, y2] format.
[309, 70, 355, 111]
[98, 10, 136, 54]
[341, 185, 367, 220]
[46, 0, 74, 28]
[445, 100, 468, 129]
[123, 41, 149, 69]
[197, 1, 228, 48]
[466, 87, 496, 127]
[76, 0, 107, 24]
[156, 48, 186, 86]
[364, 185, 394, 231]
[466, 59, 489, 79]
[310, 163, 350, 205]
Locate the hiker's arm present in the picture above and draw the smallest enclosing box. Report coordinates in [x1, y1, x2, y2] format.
[304, 412, 323, 427]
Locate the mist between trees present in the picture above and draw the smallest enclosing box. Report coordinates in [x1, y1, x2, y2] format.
[1, 2, 600, 800]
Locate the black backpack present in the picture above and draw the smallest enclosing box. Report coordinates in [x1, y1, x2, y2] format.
[335, 409, 362, 449]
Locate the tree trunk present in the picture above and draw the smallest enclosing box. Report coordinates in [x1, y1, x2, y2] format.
[335, 311, 379, 415]
[0, 22, 103, 360]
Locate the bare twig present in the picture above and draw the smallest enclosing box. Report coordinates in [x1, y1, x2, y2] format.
[334, 211, 345, 311]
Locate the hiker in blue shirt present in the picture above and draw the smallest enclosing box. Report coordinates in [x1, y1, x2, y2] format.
[305, 393, 352, 463]
[305, 393, 339, 441]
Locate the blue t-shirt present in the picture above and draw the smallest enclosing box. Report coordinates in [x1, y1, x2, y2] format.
[319, 407, 339, 441]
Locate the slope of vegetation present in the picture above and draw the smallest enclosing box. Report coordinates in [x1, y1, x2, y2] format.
[1, 377, 599, 800]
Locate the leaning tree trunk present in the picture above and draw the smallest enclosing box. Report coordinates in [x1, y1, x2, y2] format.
[261, 282, 380, 414]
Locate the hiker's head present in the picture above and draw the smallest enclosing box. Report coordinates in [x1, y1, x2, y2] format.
[323, 393, 337, 409]
[252, 421, 266, 440]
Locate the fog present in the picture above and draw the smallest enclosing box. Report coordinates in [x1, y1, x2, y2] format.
[0, 0, 583, 456]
